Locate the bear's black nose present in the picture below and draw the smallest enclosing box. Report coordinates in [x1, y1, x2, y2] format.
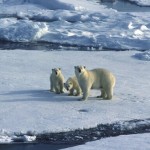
[78, 68, 81, 73]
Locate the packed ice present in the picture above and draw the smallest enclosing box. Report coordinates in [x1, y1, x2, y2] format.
[0, 0, 150, 146]
[0, 0, 150, 50]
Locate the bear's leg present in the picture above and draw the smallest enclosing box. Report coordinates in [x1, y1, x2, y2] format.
[55, 89, 60, 94]
[50, 80, 55, 92]
[54, 84, 61, 94]
[60, 81, 64, 93]
[105, 87, 113, 100]
[75, 87, 82, 96]
[97, 89, 106, 99]
[81, 88, 90, 100]
[68, 89, 74, 96]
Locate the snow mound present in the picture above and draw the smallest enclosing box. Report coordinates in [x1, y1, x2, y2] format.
[0, 129, 12, 143]
[0, 0, 95, 11]
[0, 135, 12, 143]
[128, 0, 150, 6]
[0, 19, 48, 42]
[12, 135, 36, 142]
[133, 51, 150, 61]
[0, 129, 36, 143]
[29, 0, 75, 10]
[0, 0, 24, 5]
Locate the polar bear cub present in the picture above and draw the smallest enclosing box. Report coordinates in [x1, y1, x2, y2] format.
[74, 66, 116, 100]
[64, 76, 82, 96]
[50, 68, 64, 94]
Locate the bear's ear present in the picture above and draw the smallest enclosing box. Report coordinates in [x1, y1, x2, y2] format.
[74, 66, 77, 69]
[84, 66, 86, 69]
[52, 68, 54, 71]
[59, 68, 61, 70]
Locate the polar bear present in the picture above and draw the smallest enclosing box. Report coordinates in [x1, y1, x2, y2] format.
[74, 66, 116, 100]
[64, 76, 82, 96]
[50, 68, 64, 94]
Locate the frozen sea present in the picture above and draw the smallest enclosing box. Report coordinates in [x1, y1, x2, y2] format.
[0, 0, 150, 50]
[0, 0, 150, 149]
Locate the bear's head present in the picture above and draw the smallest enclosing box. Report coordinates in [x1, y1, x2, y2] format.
[74, 66, 86, 76]
[52, 68, 62, 76]
[64, 78, 73, 91]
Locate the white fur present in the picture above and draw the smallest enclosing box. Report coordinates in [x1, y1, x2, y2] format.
[64, 76, 82, 96]
[50, 68, 64, 94]
[75, 66, 116, 100]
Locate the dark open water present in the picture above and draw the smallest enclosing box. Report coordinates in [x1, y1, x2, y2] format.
[1, 118, 150, 150]
[0, 143, 78, 150]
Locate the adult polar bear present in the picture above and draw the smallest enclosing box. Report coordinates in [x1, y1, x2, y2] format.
[75, 66, 116, 100]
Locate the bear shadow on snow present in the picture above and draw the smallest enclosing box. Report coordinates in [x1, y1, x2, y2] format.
[0, 89, 78, 103]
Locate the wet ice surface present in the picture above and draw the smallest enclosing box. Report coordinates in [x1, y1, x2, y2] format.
[0, 143, 77, 150]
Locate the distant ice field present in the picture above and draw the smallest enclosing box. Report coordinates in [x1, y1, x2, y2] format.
[0, 0, 150, 50]
[99, 0, 150, 12]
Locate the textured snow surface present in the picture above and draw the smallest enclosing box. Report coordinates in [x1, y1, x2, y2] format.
[64, 133, 150, 150]
[0, 50, 150, 142]
[133, 51, 150, 61]
[128, 0, 150, 6]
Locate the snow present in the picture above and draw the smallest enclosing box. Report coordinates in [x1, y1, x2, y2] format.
[63, 133, 150, 150]
[0, 50, 150, 143]
[0, 0, 150, 145]
[12, 135, 36, 142]
[0, 0, 150, 50]
[128, 0, 150, 6]
[133, 51, 150, 61]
